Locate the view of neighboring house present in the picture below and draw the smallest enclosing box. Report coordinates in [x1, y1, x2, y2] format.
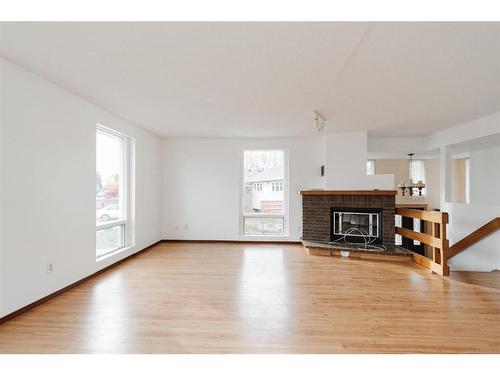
[245, 166, 284, 213]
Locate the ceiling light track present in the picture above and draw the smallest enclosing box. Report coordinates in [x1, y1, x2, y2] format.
[314, 110, 326, 132]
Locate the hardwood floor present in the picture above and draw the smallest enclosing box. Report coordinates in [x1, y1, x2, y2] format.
[0, 241, 499, 353]
[449, 270, 500, 290]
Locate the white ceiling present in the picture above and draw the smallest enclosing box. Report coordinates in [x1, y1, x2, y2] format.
[1, 22, 499, 138]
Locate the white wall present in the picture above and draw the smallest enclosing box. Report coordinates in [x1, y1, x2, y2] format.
[324, 131, 394, 190]
[0, 58, 162, 318]
[445, 203, 500, 271]
[162, 137, 324, 241]
[469, 145, 500, 206]
[425, 159, 441, 210]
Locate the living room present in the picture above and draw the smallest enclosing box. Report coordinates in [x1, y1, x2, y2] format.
[1, 1, 499, 372]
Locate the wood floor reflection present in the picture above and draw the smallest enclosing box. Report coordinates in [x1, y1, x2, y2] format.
[1, 241, 499, 353]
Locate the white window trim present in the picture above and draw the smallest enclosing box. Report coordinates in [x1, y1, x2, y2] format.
[240, 149, 289, 238]
[464, 157, 470, 204]
[96, 124, 134, 260]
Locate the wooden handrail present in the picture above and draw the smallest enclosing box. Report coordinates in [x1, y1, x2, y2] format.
[447, 217, 500, 259]
[396, 208, 449, 276]
[396, 208, 448, 224]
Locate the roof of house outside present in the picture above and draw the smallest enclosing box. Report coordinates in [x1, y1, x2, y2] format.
[246, 167, 283, 183]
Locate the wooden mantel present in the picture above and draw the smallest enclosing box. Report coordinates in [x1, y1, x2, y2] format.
[299, 189, 397, 196]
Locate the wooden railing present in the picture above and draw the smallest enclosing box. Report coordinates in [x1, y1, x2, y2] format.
[447, 217, 500, 259]
[395, 208, 450, 276]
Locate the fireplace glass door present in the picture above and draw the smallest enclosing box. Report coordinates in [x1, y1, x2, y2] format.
[333, 212, 379, 238]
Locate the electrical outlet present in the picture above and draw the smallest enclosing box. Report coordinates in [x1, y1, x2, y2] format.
[184, 224, 189, 230]
[175, 225, 179, 231]
[47, 263, 54, 274]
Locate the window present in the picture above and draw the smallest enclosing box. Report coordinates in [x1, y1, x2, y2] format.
[410, 159, 426, 195]
[253, 183, 263, 192]
[243, 150, 286, 236]
[366, 160, 375, 175]
[272, 181, 283, 192]
[96, 126, 132, 259]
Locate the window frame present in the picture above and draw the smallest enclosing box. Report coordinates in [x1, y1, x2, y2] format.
[96, 124, 133, 260]
[240, 149, 289, 238]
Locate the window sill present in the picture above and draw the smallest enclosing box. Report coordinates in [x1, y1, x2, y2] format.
[96, 245, 134, 262]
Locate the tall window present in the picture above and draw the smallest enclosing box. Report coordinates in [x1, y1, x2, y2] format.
[410, 159, 426, 195]
[96, 126, 131, 259]
[243, 150, 286, 236]
[366, 160, 375, 175]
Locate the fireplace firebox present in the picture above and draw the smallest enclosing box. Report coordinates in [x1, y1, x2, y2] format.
[330, 207, 383, 244]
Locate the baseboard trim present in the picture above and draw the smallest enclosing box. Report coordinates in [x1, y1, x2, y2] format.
[161, 239, 302, 245]
[0, 240, 162, 326]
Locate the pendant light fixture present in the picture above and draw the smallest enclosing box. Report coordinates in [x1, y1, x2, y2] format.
[398, 153, 426, 196]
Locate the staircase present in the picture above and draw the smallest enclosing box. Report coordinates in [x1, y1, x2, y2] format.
[447, 217, 500, 260]
[395, 209, 500, 276]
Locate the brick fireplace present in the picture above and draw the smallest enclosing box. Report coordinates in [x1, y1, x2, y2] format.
[300, 190, 396, 246]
